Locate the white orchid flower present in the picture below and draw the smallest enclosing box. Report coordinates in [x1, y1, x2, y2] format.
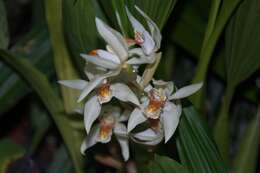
[125, 6, 161, 64]
[81, 17, 151, 75]
[59, 72, 140, 134]
[80, 106, 130, 161]
[128, 79, 203, 143]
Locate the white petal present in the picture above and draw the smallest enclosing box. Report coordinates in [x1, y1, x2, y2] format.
[169, 82, 203, 100]
[81, 53, 119, 69]
[95, 18, 128, 61]
[111, 83, 140, 105]
[97, 50, 121, 64]
[58, 80, 88, 90]
[127, 108, 146, 132]
[81, 125, 100, 154]
[126, 57, 150, 65]
[162, 102, 182, 143]
[129, 48, 144, 57]
[135, 6, 161, 49]
[131, 129, 163, 146]
[84, 96, 101, 134]
[77, 75, 106, 102]
[114, 123, 128, 137]
[141, 31, 155, 55]
[134, 128, 158, 141]
[125, 7, 146, 33]
[116, 135, 129, 161]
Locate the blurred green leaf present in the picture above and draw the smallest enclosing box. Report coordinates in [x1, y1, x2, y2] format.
[0, 138, 25, 172]
[0, 26, 53, 115]
[148, 154, 190, 173]
[63, 0, 105, 71]
[177, 104, 228, 173]
[191, 0, 243, 107]
[232, 104, 260, 173]
[45, 0, 80, 114]
[29, 101, 51, 154]
[214, 0, 260, 161]
[225, 0, 260, 87]
[0, 0, 9, 49]
[48, 145, 74, 173]
[0, 49, 85, 173]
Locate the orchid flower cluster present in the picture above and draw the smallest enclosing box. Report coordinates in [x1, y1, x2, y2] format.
[59, 6, 202, 161]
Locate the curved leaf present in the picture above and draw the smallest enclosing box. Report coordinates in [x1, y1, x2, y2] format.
[148, 154, 190, 173]
[0, 49, 84, 173]
[177, 104, 228, 173]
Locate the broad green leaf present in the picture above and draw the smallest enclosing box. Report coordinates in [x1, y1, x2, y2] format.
[177, 104, 228, 173]
[45, 0, 80, 114]
[191, 0, 243, 107]
[0, 0, 9, 49]
[63, 0, 105, 71]
[148, 154, 190, 173]
[225, 0, 260, 87]
[214, 0, 260, 161]
[0, 138, 25, 172]
[170, 0, 258, 103]
[232, 105, 260, 173]
[0, 49, 85, 173]
[0, 26, 54, 115]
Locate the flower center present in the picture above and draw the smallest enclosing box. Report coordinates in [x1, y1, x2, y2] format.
[125, 38, 136, 46]
[144, 89, 166, 119]
[89, 49, 98, 56]
[135, 31, 144, 45]
[98, 116, 115, 141]
[97, 82, 112, 104]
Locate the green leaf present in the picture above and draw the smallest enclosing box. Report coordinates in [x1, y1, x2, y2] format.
[177, 104, 228, 173]
[45, 0, 80, 114]
[148, 154, 190, 173]
[232, 105, 260, 173]
[63, 0, 105, 71]
[0, 26, 53, 115]
[0, 138, 25, 172]
[29, 101, 51, 154]
[0, 49, 85, 173]
[225, 0, 260, 87]
[0, 0, 9, 49]
[191, 0, 243, 107]
[214, 0, 260, 161]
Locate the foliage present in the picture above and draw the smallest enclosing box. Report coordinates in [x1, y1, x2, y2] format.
[0, 0, 259, 172]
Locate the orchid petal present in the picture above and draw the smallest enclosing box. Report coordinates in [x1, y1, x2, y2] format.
[58, 80, 88, 90]
[81, 53, 119, 70]
[80, 125, 100, 154]
[97, 129, 113, 143]
[169, 82, 203, 100]
[77, 75, 106, 102]
[84, 96, 101, 133]
[97, 49, 121, 64]
[125, 7, 155, 55]
[95, 18, 128, 61]
[135, 6, 161, 49]
[114, 123, 128, 137]
[111, 83, 140, 105]
[162, 102, 182, 143]
[127, 108, 146, 132]
[116, 135, 129, 161]
[134, 128, 159, 141]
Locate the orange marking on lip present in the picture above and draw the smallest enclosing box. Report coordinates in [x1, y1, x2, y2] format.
[89, 49, 98, 56]
[97, 83, 111, 99]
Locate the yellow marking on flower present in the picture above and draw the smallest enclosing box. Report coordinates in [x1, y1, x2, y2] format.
[98, 116, 115, 141]
[89, 49, 98, 56]
[144, 89, 166, 119]
[97, 83, 112, 103]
